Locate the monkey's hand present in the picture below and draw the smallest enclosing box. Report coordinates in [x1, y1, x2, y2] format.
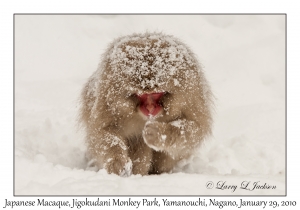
[143, 121, 167, 151]
[143, 119, 203, 160]
[95, 132, 132, 176]
[104, 155, 132, 177]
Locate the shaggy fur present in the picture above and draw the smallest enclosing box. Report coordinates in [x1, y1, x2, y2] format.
[79, 32, 213, 176]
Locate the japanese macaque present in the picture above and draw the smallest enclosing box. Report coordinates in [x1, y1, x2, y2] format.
[79, 32, 213, 176]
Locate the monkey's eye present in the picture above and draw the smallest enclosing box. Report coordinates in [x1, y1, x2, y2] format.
[125, 92, 135, 99]
[127, 93, 139, 104]
[163, 91, 170, 97]
[128, 93, 138, 99]
[160, 91, 171, 105]
[161, 91, 170, 99]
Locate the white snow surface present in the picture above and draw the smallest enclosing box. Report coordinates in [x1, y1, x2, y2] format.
[15, 15, 285, 195]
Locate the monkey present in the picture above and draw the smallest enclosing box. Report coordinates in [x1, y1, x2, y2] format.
[79, 32, 213, 176]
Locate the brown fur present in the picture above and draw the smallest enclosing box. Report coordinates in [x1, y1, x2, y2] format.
[79, 32, 213, 176]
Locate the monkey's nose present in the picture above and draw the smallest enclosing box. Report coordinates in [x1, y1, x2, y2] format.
[146, 104, 155, 114]
[145, 95, 156, 114]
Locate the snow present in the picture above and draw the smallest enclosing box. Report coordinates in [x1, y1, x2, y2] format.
[15, 15, 285, 195]
[119, 160, 133, 177]
[100, 32, 204, 95]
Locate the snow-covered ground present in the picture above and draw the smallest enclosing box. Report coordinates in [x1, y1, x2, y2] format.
[15, 15, 285, 195]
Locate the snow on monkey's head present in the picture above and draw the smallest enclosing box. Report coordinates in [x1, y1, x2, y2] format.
[97, 32, 205, 118]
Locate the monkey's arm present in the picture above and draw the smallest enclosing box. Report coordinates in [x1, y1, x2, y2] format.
[142, 119, 204, 160]
[87, 130, 132, 176]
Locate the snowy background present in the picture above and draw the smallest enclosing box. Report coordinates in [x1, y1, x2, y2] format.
[15, 15, 285, 195]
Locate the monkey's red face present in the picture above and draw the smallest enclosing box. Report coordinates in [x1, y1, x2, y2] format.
[137, 92, 165, 117]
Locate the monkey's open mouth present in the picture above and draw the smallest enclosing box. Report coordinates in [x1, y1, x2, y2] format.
[137, 92, 164, 116]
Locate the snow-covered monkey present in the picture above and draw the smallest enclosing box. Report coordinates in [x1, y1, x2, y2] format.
[79, 32, 214, 176]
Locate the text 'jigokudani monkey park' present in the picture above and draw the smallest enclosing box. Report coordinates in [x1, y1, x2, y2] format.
[79, 32, 214, 176]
